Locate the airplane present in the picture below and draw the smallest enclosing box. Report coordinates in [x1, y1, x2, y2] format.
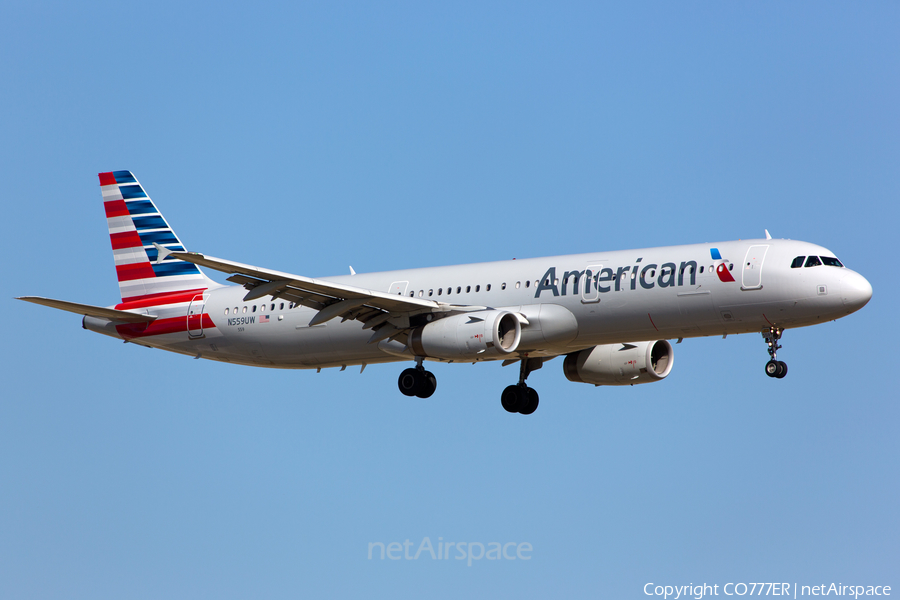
[18, 171, 873, 415]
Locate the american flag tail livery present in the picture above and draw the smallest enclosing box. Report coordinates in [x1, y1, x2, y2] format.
[100, 171, 218, 303]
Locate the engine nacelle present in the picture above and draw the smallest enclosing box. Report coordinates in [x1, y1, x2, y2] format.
[409, 310, 521, 360]
[563, 340, 674, 386]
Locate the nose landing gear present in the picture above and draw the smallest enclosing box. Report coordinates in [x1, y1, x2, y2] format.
[762, 327, 788, 379]
[398, 357, 437, 398]
[501, 356, 543, 415]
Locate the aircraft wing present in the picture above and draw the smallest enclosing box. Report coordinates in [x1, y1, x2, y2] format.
[157, 246, 482, 339]
[17, 296, 157, 323]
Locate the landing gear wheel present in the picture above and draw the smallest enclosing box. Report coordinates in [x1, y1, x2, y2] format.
[501, 355, 544, 414]
[762, 327, 788, 380]
[519, 387, 539, 415]
[418, 371, 437, 398]
[398, 366, 438, 398]
[398, 368, 420, 396]
[775, 361, 788, 379]
[501, 385, 525, 413]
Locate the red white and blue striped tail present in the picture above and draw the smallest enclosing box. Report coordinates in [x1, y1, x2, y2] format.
[100, 171, 218, 303]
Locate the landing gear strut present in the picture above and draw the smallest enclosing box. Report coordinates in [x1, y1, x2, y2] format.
[398, 357, 437, 398]
[762, 327, 788, 379]
[501, 356, 542, 415]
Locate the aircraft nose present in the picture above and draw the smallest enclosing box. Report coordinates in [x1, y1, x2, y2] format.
[840, 271, 873, 311]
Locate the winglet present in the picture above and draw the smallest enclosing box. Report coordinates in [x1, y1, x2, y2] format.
[765, 229, 772, 240]
[152, 242, 174, 264]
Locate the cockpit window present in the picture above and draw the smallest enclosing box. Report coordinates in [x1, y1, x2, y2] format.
[805, 256, 822, 268]
[791, 256, 805, 268]
[820, 256, 843, 267]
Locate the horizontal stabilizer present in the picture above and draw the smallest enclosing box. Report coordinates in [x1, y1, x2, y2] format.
[17, 296, 157, 323]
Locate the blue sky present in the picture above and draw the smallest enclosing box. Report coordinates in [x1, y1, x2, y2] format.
[1, 2, 897, 598]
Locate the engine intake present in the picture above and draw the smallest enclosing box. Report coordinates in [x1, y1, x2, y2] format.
[563, 340, 674, 386]
[409, 310, 521, 360]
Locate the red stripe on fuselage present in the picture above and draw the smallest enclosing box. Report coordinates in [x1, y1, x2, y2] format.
[116, 288, 207, 310]
[104, 199, 129, 218]
[115, 314, 217, 339]
[99, 172, 117, 186]
[115, 262, 157, 281]
[110, 230, 144, 250]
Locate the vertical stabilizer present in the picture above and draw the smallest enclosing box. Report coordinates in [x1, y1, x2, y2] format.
[100, 171, 217, 302]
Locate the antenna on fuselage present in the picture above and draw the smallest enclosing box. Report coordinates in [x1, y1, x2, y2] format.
[765, 229, 772, 240]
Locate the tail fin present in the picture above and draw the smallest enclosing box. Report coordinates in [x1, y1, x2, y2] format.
[100, 171, 218, 302]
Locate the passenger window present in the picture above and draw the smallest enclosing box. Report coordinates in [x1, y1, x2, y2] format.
[791, 256, 805, 268]
[699, 266, 704, 273]
[270, 304, 275, 311]
[729, 263, 734, 271]
[429, 289, 434, 296]
[515, 282, 520, 289]
[466, 286, 471, 293]
[805, 256, 822, 268]
[224, 308, 229, 315]
[252, 305, 256, 312]
[280, 303, 284, 310]
[821, 256, 843, 267]
[501, 283, 507, 290]
[476, 285, 481, 292]
[525, 280, 530, 288]
[486, 284, 491, 291]
[409, 291, 414, 297]
[242, 306, 247, 314]
[418, 290, 423, 297]
[438, 288, 442, 295]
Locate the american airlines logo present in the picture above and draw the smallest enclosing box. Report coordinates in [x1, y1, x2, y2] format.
[710, 247, 735, 283]
[534, 248, 734, 299]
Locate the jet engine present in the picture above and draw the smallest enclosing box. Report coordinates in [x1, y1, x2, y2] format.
[408, 310, 521, 360]
[563, 340, 674, 386]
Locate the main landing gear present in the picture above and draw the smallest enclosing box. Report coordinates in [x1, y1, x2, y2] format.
[762, 327, 788, 379]
[501, 357, 542, 415]
[398, 357, 437, 398]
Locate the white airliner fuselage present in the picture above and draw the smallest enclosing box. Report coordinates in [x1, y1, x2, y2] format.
[20, 172, 872, 415]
